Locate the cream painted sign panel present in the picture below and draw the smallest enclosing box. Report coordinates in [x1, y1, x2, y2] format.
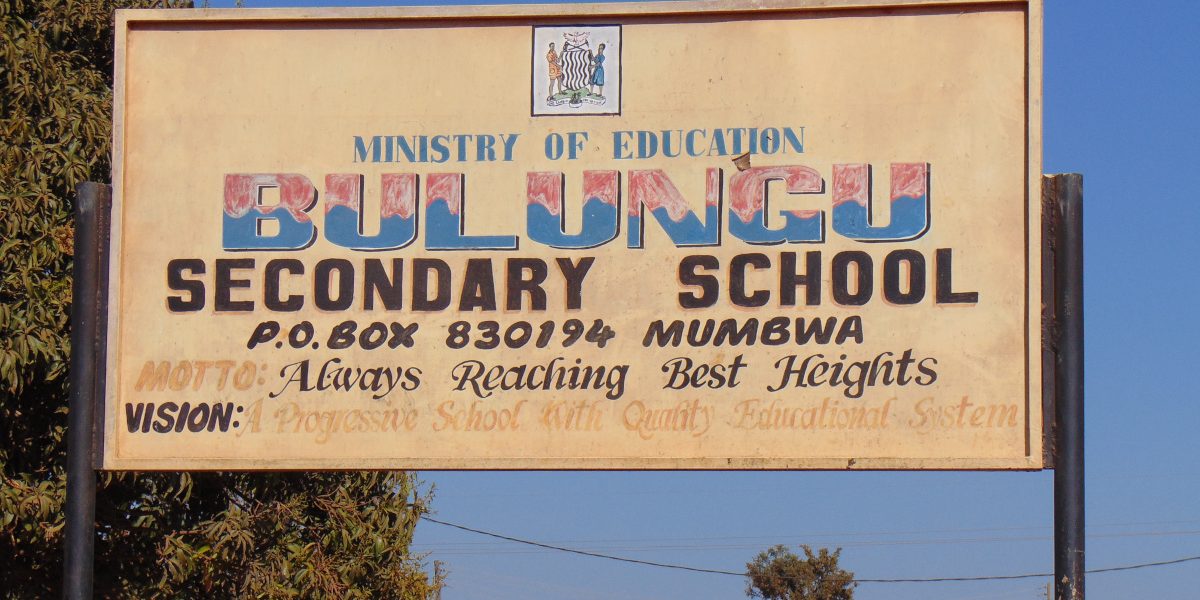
[105, 0, 1043, 470]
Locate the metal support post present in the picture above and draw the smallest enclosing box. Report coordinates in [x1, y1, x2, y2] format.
[1050, 173, 1085, 600]
[63, 182, 111, 599]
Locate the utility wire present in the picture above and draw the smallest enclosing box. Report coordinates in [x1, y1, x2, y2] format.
[414, 528, 1200, 555]
[420, 515, 1200, 584]
[418, 518, 1200, 547]
[421, 516, 739, 576]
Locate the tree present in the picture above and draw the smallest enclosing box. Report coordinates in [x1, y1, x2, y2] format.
[745, 545, 856, 600]
[0, 1, 442, 596]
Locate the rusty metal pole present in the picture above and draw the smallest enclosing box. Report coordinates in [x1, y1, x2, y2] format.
[1051, 174, 1085, 600]
[63, 182, 111, 599]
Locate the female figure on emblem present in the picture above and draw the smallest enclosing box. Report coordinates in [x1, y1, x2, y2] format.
[547, 42, 564, 100]
[589, 43, 606, 96]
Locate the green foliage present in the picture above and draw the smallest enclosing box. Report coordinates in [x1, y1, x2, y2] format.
[0, 1, 442, 597]
[130, 472, 440, 598]
[745, 545, 856, 600]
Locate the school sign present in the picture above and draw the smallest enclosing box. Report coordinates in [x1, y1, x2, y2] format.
[104, 0, 1044, 469]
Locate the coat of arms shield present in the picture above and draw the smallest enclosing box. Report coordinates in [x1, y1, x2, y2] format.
[532, 25, 621, 116]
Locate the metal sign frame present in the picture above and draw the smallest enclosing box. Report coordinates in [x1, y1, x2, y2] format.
[103, 0, 1044, 470]
[66, 2, 1084, 596]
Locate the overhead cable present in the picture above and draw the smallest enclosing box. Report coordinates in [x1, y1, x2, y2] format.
[420, 515, 1200, 584]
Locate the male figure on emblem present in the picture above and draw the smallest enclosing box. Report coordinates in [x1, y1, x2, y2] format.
[589, 43, 606, 96]
[547, 42, 564, 100]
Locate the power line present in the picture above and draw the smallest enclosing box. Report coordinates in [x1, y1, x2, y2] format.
[419, 515, 1200, 584]
[421, 515, 739, 576]
[422, 517, 1200, 547]
[1089, 554, 1200, 575]
[412, 528, 1200, 555]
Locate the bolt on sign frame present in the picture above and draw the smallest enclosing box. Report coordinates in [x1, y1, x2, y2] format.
[104, 0, 1044, 471]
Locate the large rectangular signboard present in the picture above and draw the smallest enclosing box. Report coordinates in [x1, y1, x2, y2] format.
[104, 0, 1043, 469]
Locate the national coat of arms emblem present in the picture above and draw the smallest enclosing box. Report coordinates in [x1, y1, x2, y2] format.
[532, 25, 621, 116]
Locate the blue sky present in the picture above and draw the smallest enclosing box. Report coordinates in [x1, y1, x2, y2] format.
[203, 1, 1200, 598]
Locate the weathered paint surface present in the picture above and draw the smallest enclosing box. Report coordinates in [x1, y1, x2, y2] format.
[105, 0, 1043, 470]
